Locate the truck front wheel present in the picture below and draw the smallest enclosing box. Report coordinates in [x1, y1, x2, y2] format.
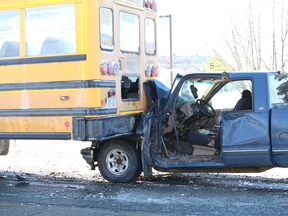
[98, 139, 142, 183]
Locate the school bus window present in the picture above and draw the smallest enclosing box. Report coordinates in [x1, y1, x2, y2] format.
[25, 4, 76, 56]
[119, 12, 140, 53]
[100, 7, 114, 51]
[121, 75, 140, 100]
[145, 18, 156, 55]
[0, 10, 20, 58]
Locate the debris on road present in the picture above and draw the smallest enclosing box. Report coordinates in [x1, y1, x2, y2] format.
[1, 140, 288, 190]
[15, 181, 29, 187]
[16, 174, 26, 181]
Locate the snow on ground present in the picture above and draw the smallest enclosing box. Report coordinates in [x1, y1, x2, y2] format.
[0, 140, 101, 181]
[1, 140, 288, 185]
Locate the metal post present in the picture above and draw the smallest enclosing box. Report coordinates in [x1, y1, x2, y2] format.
[169, 15, 172, 71]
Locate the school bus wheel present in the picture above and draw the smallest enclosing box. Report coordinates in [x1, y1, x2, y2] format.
[98, 139, 142, 183]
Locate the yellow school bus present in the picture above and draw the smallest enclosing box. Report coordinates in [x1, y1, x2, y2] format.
[0, 0, 159, 181]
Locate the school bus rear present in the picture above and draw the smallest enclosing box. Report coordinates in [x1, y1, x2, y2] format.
[0, 0, 159, 146]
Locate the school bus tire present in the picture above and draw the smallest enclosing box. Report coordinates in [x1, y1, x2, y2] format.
[98, 139, 142, 183]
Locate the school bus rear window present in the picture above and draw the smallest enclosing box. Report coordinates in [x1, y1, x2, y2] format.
[0, 10, 20, 58]
[121, 75, 140, 100]
[25, 4, 76, 56]
[119, 11, 140, 53]
[145, 18, 156, 55]
[100, 7, 114, 51]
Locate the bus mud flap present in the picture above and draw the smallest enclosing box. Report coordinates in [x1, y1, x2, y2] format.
[0, 140, 9, 155]
[72, 117, 86, 140]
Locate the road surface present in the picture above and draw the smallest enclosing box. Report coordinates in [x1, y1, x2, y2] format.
[1, 140, 288, 215]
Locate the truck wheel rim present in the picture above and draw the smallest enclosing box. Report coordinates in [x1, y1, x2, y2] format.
[106, 149, 129, 175]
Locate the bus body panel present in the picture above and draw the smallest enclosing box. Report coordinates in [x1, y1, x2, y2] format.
[0, 0, 158, 141]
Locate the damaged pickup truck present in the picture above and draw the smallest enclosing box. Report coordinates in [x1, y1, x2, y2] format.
[83, 71, 288, 183]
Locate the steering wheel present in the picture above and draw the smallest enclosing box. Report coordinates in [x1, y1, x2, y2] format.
[196, 99, 216, 118]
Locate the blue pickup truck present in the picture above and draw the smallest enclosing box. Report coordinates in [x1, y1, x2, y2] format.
[83, 71, 288, 183]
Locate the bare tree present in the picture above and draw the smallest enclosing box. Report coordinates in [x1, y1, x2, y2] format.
[223, 1, 264, 71]
[159, 56, 205, 74]
[158, 56, 172, 69]
[280, 0, 288, 71]
[221, 0, 288, 71]
[272, 0, 277, 70]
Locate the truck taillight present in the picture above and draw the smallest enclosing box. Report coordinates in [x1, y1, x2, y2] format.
[100, 62, 107, 75]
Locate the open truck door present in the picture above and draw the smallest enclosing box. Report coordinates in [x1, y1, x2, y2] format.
[136, 79, 170, 176]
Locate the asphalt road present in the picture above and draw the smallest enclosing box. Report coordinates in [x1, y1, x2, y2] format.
[1, 174, 288, 216]
[1, 141, 288, 215]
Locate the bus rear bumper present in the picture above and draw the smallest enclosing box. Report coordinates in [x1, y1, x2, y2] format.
[73, 113, 141, 141]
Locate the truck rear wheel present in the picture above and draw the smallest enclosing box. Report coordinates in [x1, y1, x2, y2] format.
[98, 139, 142, 183]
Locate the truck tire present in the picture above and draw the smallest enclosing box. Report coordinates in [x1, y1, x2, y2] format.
[98, 139, 142, 183]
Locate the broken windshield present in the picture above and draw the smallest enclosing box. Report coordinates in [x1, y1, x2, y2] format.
[176, 79, 214, 106]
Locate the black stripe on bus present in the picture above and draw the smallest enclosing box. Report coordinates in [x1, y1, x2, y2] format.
[0, 132, 71, 140]
[0, 79, 116, 92]
[0, 107, 117, 117]
[0, 54, 86, 66]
